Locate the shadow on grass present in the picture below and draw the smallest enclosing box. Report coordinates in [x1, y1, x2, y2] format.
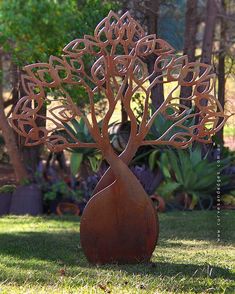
[0, 231, 234, 282]
[0, 231, 84, 266]
[2, 211, 234, 243]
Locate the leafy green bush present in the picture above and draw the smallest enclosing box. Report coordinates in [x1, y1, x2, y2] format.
[44, 181, 82, 202]
[0, 184, 16, 194]
[156, 145, 231, 207]
[63, 118, 102, 176]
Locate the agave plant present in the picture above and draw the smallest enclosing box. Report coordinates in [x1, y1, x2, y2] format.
[147, 106, 197, 141]
[156, 144, 231, 209]
[62, 118, 102, 177]
[131, 108, 197, 170]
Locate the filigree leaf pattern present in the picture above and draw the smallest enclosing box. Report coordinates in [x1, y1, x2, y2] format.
[10, 11, 227, 152]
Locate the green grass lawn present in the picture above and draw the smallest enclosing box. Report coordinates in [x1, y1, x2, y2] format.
[0, 211, 234, 294]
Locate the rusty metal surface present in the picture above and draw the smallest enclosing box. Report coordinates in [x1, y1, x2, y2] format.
[10, 11, 227, 264]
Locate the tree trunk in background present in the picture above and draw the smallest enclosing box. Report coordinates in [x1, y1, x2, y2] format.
[217, 0, 226, 144]
[180, 0, 198, 108]
[146, 0, 160, 35]
[0, 53, 28, 183]
[201, 0, 217, 65]
[3, 63, 19, 110]
[119, 0, 164, 111]
[121, 83, 128, 123]
[19, 70, 43, 173]
[12, 63, 19, 104]
[199, 0, 217, 109]
[146, 0, 164, 111]
[121, 0, 129, 13]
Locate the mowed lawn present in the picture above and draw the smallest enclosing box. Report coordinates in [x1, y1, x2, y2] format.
[0, 211, 234, 294]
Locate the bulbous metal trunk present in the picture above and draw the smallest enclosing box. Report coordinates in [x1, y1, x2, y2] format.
[80, 157, 158, 264]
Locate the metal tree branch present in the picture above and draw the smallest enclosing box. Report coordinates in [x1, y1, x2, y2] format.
[10, 11, 227, 155]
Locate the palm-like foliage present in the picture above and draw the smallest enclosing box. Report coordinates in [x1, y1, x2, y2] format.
[63, 118, 101, 176]
[157, 145, 231, 206]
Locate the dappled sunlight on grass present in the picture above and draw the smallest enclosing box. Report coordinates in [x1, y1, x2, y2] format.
[0, 212, 234, 293]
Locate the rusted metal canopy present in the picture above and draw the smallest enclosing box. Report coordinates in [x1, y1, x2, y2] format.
[10, 11, 227, 264]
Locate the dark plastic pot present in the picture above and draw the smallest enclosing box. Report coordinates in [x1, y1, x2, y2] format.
[10, 184, 43, 216]
[0, 193, 12, 216]
[48, 199, 60, 214]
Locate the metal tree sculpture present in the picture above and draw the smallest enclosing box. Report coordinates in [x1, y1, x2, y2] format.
[10, 11, 227, 264]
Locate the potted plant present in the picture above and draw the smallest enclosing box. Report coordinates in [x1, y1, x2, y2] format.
[0, 184, 15, 216]
[44, 180, 83, 215]
[129, 165, 165, 212]
[10, 181, 43, 216]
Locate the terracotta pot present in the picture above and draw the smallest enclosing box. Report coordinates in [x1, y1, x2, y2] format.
[56, 202, 80, 216]
[150, 195, 166, 212]
[10, 184, 43, 216]
[175, 193, 192, 210]
[0, 193, 12, 216]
